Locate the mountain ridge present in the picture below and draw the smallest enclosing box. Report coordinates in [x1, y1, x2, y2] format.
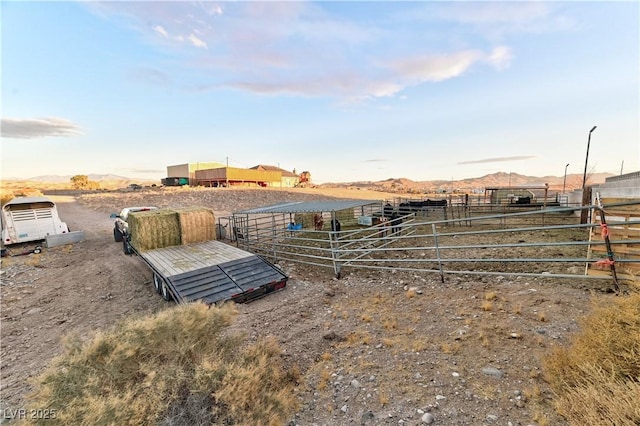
[318, 172, 614, 193]
[1, 172, 614, 192]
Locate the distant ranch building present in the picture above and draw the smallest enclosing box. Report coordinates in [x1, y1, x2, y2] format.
[195, 167, 279, 187]
[165, 162, 302, 188]
[250, 165, 300, 188]
[166, 162, 226, 186]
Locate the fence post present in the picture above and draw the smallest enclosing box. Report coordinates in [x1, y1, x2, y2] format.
[594, 201, 620, 292]
[432, 223, 445, 283]
[329, 231, 342, 279]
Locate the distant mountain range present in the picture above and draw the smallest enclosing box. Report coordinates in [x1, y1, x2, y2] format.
[2, 172, 614, 192]
[12, 174, 154, 183]
[318, 171, 615, 193]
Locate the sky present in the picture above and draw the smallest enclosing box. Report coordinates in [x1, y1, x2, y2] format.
[1, 1, 639, 184]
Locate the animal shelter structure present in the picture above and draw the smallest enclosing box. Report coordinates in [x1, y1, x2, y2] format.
[231, 199, 384, 238]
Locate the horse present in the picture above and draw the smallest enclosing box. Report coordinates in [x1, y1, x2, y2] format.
[313, 213, 324, 231]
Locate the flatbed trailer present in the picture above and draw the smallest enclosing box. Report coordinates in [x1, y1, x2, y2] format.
[126, 239, 288, 304]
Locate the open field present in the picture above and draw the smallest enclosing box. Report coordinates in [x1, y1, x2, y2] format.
[1, 186, 635, 425]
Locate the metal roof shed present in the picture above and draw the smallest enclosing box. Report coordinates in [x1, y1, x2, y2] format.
[232, 199, 384, 241]
[236, 200, 381, 215]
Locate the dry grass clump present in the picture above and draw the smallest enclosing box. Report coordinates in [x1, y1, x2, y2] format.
[542, 292, 640, 425]
[27, 303, 298, 426]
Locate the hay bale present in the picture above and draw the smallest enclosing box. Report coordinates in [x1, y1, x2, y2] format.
[128, 209, 181, 252]
[177, 207, 216, 244]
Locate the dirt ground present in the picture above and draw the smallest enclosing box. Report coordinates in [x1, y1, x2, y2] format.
[0, 187, 625, 425]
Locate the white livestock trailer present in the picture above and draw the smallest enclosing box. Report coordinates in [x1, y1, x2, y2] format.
[1, 196, 70, 245]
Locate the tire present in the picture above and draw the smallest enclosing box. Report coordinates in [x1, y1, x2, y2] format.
[114, 227, 123, 242]
[161, 282, 173, 302]
[123, 239, 133, 255]
[153, 273, 163, 294]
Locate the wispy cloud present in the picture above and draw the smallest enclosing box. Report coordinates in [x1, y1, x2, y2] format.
[85, 2, 563, 99]
[458, 156, 536, 165]
[1, 117, 83, 139]
[436, 2, 552, 25]
[126, 67, 171, 87]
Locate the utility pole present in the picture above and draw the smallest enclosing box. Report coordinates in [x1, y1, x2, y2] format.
[580, 126, 597, 224]
[581, 126, 597, 192]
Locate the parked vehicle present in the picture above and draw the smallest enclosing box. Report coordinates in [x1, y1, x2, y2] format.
[111, 207, 287, 304]
[111, 206, 158, 242]
[1, 196, 70, 245]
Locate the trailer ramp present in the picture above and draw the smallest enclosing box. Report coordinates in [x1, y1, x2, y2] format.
[138, 240, 287, 304]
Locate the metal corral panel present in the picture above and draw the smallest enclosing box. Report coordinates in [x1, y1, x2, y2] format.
[236, 200, 382, 214]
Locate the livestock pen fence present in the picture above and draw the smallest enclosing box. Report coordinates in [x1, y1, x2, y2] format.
[216, 199, 640, 291]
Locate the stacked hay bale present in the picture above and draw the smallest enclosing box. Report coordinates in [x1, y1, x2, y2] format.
[128, 210, 181, 251]
[128, 207, 216, 251]
[177, 207, 216, 244]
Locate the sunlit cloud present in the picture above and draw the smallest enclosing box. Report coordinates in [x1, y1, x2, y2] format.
[187, 34, 207, 49]
[1, 117, 83, 139]
[84, 2, 567, 99]
[485, 46, 513, 70]
[153, 25, 168, 38]
[458, 156, 536, 165]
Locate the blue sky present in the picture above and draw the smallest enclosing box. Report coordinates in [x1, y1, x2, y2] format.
[1, 1, 638, 184]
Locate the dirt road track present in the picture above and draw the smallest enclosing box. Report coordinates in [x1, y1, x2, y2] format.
[1, 196, 167, 411]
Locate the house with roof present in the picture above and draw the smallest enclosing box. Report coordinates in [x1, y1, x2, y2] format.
[250, 165, 300, 188]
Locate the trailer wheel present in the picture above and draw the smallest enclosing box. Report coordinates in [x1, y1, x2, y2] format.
[114, 227, 123, 242]
[161, 282, 173, 302]
[123, 239, 133, 255]
[153, 273, 163, 294]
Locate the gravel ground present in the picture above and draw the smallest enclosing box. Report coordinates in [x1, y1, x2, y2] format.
[0, 187, 624, 425]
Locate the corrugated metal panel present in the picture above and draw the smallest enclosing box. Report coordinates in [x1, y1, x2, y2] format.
[219, 256, 288, 291]
[189, 162, 226, 172]
[236, 200, 381, 214]
[195, 168, 227, 179]
[168, 265, 241, 304]
[194, 167, 281, 182]
[227, 168, 280, 181]
[167, 164, 189, 178]
[165, 255, 288, 304]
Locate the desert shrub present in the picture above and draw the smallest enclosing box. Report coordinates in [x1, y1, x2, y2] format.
[542, 292, 640, 425]
[1, 188, 45, 206]
[27, 303, 298, 425]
